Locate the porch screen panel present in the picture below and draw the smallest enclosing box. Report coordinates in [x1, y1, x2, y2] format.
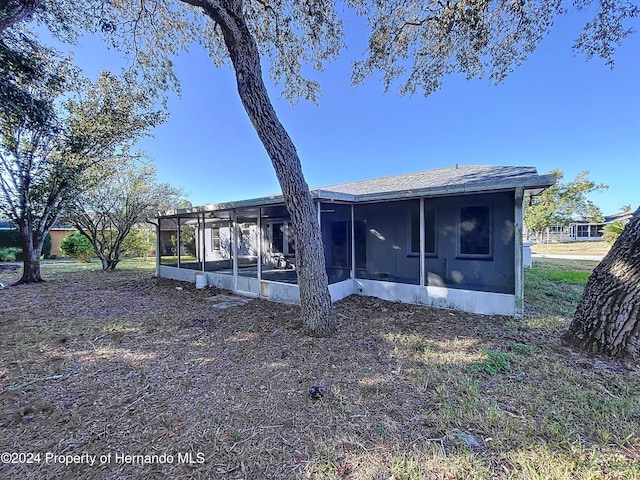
[260, 205, 297, 284]
[159, 217, 179, 266]
[353, 200, 420, 285]
[320, 203, 352, 284]
[237, 208, 259, 278]
[203, 214, 233, 274]
[179, 216, 201, 270]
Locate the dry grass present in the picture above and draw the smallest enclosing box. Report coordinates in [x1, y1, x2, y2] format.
[530, 241, 610, 256]
[0, 260, 638, 479]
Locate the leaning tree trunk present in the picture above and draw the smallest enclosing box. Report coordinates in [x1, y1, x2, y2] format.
[563, 208, 640, 362]
[188, 0, 335, 336]
[16, 225, 45, 284]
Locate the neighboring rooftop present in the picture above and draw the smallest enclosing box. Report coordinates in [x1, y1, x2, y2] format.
[161, 165, 556, 216]
[572, 210, 635, 224]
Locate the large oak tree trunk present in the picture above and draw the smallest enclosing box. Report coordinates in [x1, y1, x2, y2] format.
[189, 0, 336, 336]
[16, 225, 45, 284]
[563, 208, 640, 363]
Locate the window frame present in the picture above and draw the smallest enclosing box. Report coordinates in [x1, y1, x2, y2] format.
[210, 227, 221, 252]
[268, 221, 295, 256]
[457, 204, 492, 259]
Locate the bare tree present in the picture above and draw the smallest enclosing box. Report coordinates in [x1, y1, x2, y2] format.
[67, 156, 184, 271]
[0, 69, 164, 283]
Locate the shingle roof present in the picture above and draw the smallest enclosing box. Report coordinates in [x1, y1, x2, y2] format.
[317, 165, 540, 198]
[160, 165, 555, 217]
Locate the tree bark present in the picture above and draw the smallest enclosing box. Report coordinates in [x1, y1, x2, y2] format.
[563, 208, 640, 363]
[0, 0, 41, 31]
[185, 0, 335, 336]
[15, 224, 45, 284]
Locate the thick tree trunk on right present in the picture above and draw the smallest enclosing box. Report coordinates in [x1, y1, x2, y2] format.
[563, 209, 640, 363]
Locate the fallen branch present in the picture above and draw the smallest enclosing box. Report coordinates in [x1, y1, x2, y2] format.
[6, 374, 64, 391]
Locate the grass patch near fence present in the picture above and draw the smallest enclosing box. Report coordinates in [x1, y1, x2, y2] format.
[1, 258, 638, 479]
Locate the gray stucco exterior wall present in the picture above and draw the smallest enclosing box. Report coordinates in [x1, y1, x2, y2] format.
[353, 192, 515, 294]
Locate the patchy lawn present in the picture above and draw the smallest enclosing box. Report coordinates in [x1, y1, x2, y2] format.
[0, 260, 638, 479]
[530, 241, 610, 256]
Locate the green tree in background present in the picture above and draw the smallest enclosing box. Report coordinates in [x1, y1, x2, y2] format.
[121, 229, 156, 258]
[602, 220, 628, 244]
[0, 64, 165, 283]
[66, 155, 183, 271]
[524, 170, 607, 239]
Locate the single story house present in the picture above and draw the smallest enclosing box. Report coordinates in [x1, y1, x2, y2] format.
[534, 210, 634, 243]
[0, 221, 75, 257]
[154, 165, 555, 317]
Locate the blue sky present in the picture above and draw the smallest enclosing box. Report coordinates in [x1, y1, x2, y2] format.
[49, 7, 639, 216]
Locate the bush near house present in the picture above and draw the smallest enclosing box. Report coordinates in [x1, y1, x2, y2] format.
[59, 232, 94, 262]
[121, 229, 156, 257]
[0, 247, 22, 262]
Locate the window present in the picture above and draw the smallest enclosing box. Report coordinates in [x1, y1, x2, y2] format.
[410, 207, 437, 255]
[576, 225, 589, 238]
[211, 227, 221, 251]
[459, 205, 491, 257]
[270, 222, 295, 255]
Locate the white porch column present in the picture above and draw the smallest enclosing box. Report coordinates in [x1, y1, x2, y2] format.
[257, 208, 262, 280]
[200, 213, 205, 272]
[155, 220, 160, 276]
[514, 187, 525, 318]
[232, 210, 238, 291]
[420, 198, 425, 287]
[351, 204, 356, 279]
[176, 217, 181, 269]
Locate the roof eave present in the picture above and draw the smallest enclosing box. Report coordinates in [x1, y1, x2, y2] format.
[155, 173, 557, 218]
[337, 173, 557, 203]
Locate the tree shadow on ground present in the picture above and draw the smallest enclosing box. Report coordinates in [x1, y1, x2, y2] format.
[0, 269, 638, 479]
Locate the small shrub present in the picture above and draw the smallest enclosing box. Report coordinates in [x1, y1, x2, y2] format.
[42, 233, 52, 258]
[509, 342, 537, 355]
[60, 232, 94, 263]
[0, 247, 22, 262]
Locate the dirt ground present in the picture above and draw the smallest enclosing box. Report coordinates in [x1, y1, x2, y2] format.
[0, 266, 637, 479]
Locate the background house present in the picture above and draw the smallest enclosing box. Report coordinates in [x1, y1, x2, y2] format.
[536, 210, 634, 243]
[155, 165, 555, 317]
[0, 221, 76, 258]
